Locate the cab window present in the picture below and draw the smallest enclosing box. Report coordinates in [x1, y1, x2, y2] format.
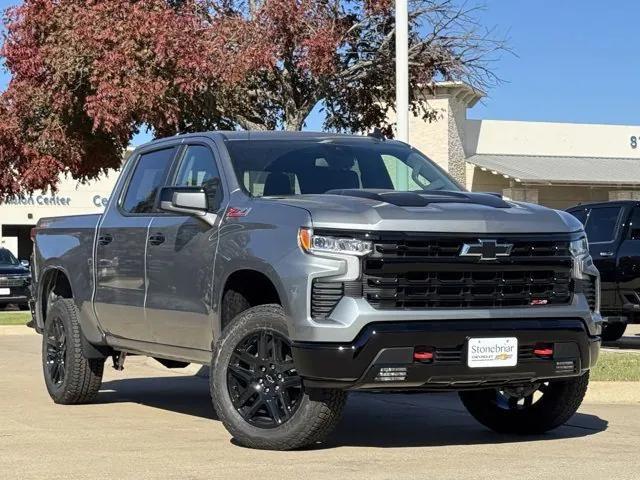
[122, 147, 176, 214]
[584, 206, 622, 243]
[627, 207, 640, 240]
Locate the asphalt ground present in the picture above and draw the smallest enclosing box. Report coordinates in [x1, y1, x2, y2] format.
[1, 331, 639, 480]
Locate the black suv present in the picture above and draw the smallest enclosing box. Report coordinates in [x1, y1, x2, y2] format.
[0, 247, 31, 311]
[567, 201, 640, 340]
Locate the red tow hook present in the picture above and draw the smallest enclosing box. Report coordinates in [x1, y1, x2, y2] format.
[533, 343, 554, 358]
[414, 347, 435, 362]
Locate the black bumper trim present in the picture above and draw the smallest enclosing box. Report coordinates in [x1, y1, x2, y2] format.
[291, 318, 600, 390]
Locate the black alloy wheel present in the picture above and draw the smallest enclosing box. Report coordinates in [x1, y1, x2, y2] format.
[45, 316, 67, 386]
[226, 329, 302, 428]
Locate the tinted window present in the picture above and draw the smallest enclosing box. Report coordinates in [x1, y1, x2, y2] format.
[122, 148, 175, 213]
[584, 207, 621, 243]
[225, 139, 460, 197]
[0, 249, 18, 266]
[174, 145, 220, 187]
[628, 208, 640, 240]
[569, 208, 589, 226]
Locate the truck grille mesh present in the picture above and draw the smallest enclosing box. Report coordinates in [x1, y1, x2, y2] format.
[362, 233, 574, 310]
[0, 277, 28, 287]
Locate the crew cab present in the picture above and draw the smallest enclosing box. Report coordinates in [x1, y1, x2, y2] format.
[31, 132, 601, 450]
[567, 200, 640, 340]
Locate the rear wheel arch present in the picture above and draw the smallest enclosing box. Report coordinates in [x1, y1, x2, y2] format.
[39, 267, 74, 325]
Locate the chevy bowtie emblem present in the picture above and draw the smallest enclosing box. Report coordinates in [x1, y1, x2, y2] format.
[460, 239, 513, 261]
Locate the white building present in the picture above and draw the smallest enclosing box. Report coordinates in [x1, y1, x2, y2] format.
[2, 82, 639, 258]
[409, 82, 640, 209]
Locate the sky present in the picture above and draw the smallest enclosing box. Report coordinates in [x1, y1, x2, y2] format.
[2, 0, 640, 145]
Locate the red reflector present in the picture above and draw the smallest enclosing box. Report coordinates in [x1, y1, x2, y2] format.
[534, 344, 554, 357]
[414, 349, 434, 361]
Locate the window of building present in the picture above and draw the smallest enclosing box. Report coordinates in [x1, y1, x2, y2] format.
[122, 148, 176, 214]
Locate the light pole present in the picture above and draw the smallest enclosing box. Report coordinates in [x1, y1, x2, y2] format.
[395, 0, 409, 143]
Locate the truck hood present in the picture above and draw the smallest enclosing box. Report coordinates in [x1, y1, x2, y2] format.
[0, 265, 30, 275]
[273, 190, 583, 234]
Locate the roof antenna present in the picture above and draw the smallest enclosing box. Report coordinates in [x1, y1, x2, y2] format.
[368, 128, 386, 141]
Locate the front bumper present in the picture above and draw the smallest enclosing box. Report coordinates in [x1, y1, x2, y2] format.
[292, 318, 600, 391]
[0, 285, 30, 304]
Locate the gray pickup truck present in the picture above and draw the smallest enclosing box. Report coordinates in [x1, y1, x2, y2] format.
[32, 131, 601, 450]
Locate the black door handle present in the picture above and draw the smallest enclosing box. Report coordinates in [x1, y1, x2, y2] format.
[148, 233, 165, 246]
[97, 234, 113, 246]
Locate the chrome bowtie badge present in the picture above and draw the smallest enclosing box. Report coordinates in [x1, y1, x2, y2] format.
[460, 239, 513, 261]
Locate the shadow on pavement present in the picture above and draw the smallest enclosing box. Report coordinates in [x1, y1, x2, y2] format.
[603, 333, 640, 351]
[99, 376, 607, 449]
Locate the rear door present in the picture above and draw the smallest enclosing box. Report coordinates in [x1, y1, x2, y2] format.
[94, 146, 178, 341]
[582, 205, 625, 312]
[145, 142, 226, 350]
[616, 205, 640, 310]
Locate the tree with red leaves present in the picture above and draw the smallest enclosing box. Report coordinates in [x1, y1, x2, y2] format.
[0, 0, 504, 196]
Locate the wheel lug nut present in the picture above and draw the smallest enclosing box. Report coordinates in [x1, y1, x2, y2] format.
[270, 364, 275, 370]
[275, 386, 280, 391]
[260, 366, 266, 372]
[265, 387, 270, 393]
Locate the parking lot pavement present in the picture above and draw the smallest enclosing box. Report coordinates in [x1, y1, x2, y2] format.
[1, 333, 639, 480]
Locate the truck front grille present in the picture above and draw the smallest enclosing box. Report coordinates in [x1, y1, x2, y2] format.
[0, 277, 28, 287]
[362, 233, 574, 310]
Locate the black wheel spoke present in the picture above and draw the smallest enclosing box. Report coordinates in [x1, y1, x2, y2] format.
[45, 317, 67, 386]
[228, 364, 253, 383]
[265, 398, 283, 425]
[281, 374, 301, 389]
[227, 328, 302, 429]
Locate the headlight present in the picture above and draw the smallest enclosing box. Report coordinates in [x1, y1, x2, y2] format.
[298, 228, 372, 256]
[569, 237, 589, 257]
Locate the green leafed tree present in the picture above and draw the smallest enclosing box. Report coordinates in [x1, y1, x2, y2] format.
[0, 0, 505, 195]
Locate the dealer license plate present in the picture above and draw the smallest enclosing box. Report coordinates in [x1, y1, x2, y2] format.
[0, 288, 10, 296]
[467, 337, 518, 368]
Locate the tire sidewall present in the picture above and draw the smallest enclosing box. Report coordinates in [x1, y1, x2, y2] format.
[211, 304, 319, 447]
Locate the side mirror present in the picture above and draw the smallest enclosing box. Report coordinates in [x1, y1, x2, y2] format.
[159, 186, 218, 226]
[20, 259, 30, 267]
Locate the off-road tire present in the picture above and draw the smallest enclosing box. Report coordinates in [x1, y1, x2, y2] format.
[42, 298, 104, 404]
[601, 322, 627, 342]
[459, 372, 590, 434]
[211, 303, 347, 450]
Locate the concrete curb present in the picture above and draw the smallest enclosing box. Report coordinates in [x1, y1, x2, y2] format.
[0, 325, 36, 335]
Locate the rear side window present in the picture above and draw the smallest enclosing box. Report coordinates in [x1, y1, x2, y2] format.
[122, 148, 176, 213]
[584, 207, 622, 243]
[628, 207, 640, 240]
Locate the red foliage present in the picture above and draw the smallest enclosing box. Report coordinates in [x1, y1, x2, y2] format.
[0, 0, 500, 196]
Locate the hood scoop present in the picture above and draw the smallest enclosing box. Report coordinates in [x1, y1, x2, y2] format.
[324, 189, 511, 209]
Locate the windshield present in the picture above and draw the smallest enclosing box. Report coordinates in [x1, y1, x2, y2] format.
[0, 249, 19, 266]
[225, 139, 462, 197]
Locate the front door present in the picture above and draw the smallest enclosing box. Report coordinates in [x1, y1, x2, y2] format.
[94, 146, 177, 341]
[145, 143, 225, 350]
[584, 205, 624, 311]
